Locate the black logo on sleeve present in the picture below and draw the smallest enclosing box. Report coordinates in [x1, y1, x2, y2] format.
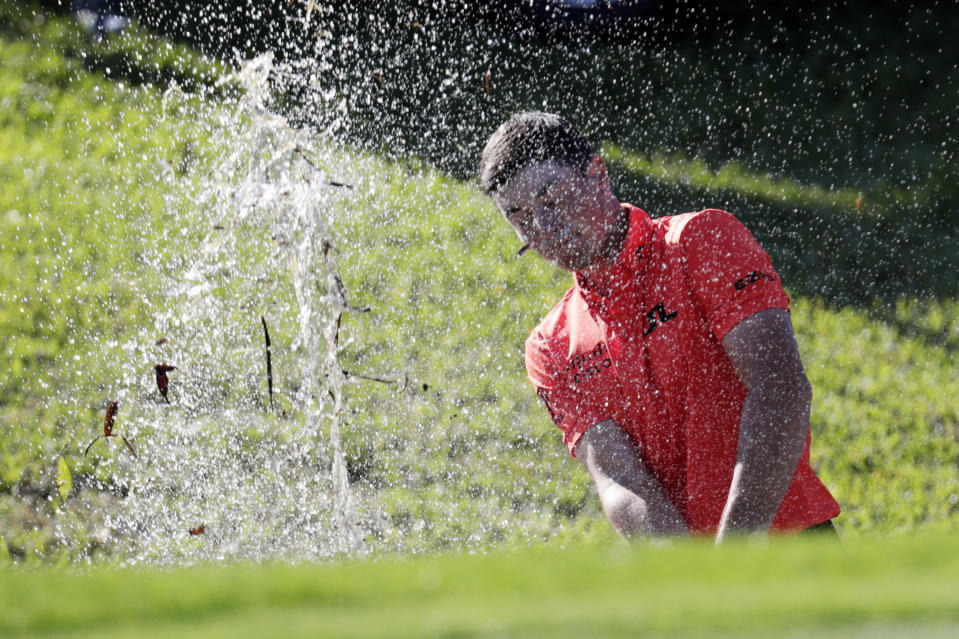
[643, 302, 678, 336]
[537, 388, 563, 425]
[565, 342, 613, 384]
[734, 271, 775, 290]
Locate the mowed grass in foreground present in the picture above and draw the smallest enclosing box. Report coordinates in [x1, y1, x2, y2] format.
[3, 535, 959, 638]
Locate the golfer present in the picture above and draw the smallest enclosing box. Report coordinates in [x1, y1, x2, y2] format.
[480, 112, 840, 540]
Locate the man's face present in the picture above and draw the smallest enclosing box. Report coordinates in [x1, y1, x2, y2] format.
[491, 157, 620, 272]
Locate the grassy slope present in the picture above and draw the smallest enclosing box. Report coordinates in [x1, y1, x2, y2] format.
[2, 535, 959, 638]
[0, 3, 957, 565]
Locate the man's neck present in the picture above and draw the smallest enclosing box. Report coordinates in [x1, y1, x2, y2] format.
[579, 202, 629, 281]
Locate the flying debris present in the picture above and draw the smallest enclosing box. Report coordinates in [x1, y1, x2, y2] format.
[83, 401, 138, 459]
[292, 147, 353, 188]
[102, 401, 117, 435]
[261, 316, 274, 412]
[322, 240, 370, 315]
[341, 369, 396, 385]
[154, 364, 177, 403]
[56, 457, 73, 503]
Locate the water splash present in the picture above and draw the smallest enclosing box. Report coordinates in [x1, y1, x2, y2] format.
[83, 54, 369, 564]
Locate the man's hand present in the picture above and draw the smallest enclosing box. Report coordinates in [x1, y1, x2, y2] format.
[575, 420, 687, 538]
[716, 308, 812, 542]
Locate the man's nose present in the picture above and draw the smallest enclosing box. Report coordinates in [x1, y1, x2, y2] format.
[531, 204, 560, 234]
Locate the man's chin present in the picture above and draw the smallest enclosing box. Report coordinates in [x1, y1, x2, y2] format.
[535, 246, 593, 272]
[554, 255, 593, 273]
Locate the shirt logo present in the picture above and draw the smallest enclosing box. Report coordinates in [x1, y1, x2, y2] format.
[734, 270, 775, 290]
[537, 388, 563, 425]
[566, 342, 612, 384]
[643, 302, 678, 336]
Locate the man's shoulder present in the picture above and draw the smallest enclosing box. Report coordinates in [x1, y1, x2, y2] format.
[524, 287, 581, 385]
[656, 209, 741, 246]
[526, 286, 580, 348]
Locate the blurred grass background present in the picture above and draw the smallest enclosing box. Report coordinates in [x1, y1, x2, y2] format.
[0, 0, 957, 566]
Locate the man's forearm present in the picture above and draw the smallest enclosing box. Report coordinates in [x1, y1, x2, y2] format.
[577, 421, 687, 538]
[596, 470, 687, 538]
[716, 378, 811, 541]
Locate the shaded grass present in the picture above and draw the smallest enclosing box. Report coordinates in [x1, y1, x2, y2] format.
[2, 535, 959, 638]
[0, 3, 223, 92]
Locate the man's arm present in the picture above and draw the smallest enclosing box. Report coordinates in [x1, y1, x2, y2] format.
[575, 420, 688, 538]
[715, 307, 812, 542]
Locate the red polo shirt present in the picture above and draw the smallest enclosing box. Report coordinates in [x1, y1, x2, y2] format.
[525, 205, 840, 534]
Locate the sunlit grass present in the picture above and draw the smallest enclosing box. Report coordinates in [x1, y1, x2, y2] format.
[603, 143, 951, 224]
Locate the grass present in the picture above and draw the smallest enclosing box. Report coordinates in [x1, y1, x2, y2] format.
[2, 535, 959, 638]
[0, 1, 957, 569]
[0, 4, 227, 560]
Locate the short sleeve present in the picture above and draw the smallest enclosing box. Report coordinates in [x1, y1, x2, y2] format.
[525, 330, 615, 456]
[678, 210, 790, 340]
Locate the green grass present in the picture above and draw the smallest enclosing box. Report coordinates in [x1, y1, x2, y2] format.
[600, 144, 951, 226]
[0, 2, 957, 567]
[2, 535, 959, 638]
[0, 4, 227, 560]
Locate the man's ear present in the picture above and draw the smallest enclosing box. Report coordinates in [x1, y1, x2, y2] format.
[585, 154, 609, 185]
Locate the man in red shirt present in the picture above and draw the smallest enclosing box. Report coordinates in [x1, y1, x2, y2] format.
[479, 112, 840, 541]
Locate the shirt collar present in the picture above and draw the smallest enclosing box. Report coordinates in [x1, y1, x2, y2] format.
[575, 203, 653, 303]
